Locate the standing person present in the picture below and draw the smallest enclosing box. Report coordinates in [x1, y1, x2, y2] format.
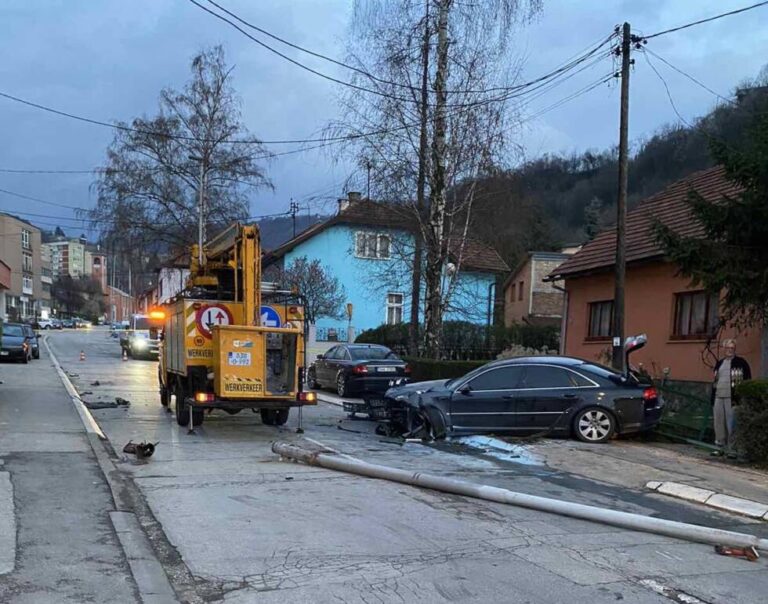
[711, 339, 751, 457]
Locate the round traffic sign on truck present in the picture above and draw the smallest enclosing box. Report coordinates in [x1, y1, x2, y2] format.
[195, 304, 234, 338]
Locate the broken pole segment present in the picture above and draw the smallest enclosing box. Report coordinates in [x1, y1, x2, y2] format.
[272, 442, 768, 552]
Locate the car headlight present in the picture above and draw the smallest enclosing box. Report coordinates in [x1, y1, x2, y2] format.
[133, 339, 147, 349]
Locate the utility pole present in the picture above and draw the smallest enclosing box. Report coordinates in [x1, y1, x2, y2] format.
[289, 199, 300, 238]
[612, 22, 632, 372]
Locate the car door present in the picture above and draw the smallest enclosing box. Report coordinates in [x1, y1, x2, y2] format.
[317, 346, 339, 383]
[449, 365, 524, 432]
[515, 365, 590, 432]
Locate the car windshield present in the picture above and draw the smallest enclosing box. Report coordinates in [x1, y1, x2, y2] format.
[350, 347, 397, 360]
[134, 318, 151, 330]
[4, 325, 24, 337]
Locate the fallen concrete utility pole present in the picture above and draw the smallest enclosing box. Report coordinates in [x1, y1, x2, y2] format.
[273, 442, 768, 552]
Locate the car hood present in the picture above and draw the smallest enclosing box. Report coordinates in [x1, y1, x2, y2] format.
[386, 379, 450, 399]
[1, 336, 26, 347]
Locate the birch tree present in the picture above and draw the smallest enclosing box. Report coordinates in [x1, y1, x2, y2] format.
[331, 0, 541, 357]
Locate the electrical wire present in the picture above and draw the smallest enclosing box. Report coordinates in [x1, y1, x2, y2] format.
[643, 48, 734, 105]
[642, 1, 768, 40]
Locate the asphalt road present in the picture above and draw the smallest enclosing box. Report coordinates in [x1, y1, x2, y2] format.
[32, 327, 768, 603]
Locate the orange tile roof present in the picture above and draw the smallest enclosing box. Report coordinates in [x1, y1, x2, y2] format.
[549, 166, 741, 279]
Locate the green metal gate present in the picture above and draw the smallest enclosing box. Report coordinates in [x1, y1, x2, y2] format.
[657, 378, 715, 446]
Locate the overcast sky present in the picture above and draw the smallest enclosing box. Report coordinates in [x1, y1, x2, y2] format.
[1, 1, 766, 238]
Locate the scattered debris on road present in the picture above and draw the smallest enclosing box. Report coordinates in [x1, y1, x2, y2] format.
[91, 380, 101, 386]
[715, 544, 760, 561]
[123, 441, 158, 461]
[82, 397, 131, 410]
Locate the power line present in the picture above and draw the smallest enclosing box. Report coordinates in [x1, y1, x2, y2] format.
[643, 48, 734, 105]
[642, 1, 768, 40]
[190, 0, 618, 109]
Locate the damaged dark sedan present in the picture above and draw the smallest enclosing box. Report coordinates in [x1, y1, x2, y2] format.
[382, 340, 662, 444]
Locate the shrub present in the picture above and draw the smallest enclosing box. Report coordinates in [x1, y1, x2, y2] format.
[734, 380, 768, 463]
[403, 357, 487, 382]
[355, 323, 410, 350]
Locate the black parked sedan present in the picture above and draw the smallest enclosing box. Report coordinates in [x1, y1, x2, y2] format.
[383, 353, 663, 444]
[307, 344, 410, 397]
[0, 323, 33, 363]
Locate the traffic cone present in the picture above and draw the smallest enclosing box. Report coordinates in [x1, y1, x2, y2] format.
[79, 351, 86, 362]
[122, 349, 128, 362]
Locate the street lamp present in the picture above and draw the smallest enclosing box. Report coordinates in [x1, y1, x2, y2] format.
[189, 155, 206, 268]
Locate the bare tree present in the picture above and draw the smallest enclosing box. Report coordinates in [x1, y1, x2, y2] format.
[330, 0, 541, 357]
[89, 46, 272, 293]
[275, 256, 347, 324]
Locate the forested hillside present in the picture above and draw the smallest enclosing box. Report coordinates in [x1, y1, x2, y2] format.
[467, 83, 768, 270]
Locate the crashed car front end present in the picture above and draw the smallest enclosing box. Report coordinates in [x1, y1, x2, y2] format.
[382, 380, 451, 440]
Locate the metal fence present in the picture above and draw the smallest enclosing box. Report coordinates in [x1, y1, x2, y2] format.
[315, 326, 351, 343]
[657, 378, 714, 445]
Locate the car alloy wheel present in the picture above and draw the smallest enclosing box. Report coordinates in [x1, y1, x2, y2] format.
[575, 408, 615, 443]
[306, 368, 318, 390]
[336, 373, 348, 398]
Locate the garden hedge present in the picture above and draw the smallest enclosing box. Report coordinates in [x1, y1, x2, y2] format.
[734, 379, 768, 463]
[403, 357, 487, 382]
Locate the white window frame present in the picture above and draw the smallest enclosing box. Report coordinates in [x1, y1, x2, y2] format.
[22, 253, 33, 273]
[386, 292, 404, 325]
[21, 229, 31, 250]
[354, 231, 391, 260]
[22, 276, 33, 295]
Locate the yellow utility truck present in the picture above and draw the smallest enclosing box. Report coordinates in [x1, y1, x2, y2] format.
[157, 222, 315, 429]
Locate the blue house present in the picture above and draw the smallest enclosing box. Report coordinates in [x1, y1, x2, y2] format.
[262, 196, 509, 341]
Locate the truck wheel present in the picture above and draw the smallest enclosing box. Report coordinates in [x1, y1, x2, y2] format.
[273, 408, 290, 426]
[158, 369, 169, 407]
[260, 409, 275, 426]
[174, 382, 188, 426]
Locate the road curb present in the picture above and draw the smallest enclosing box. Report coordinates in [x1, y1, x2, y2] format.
[43, 336, 106, 440]
[646, 480, 768, 521]
[44, 336, 186, 603]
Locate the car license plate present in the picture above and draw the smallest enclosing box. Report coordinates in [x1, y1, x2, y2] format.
[377, 367, 396, 373]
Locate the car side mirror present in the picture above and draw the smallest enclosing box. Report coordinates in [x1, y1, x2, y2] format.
[457, 384, 472, 395]
[316, 354, 324, 360]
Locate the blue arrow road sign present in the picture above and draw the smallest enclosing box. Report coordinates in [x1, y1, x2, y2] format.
[260, 306, 282, 328]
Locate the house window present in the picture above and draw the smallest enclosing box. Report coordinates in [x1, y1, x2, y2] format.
[518, 281, 524, 301]
[21, 229, 31, 250]
[509, 283, 516, 302]
[386, 293, 404, 325]
[673, 291, 719, 339]
[22, 253, 33, 273]
[22, 276, 33, 295]
[588, 300, 613, 339]
[355, 231, 391, 259]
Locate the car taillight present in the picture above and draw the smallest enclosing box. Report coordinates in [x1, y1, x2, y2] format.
[352, 365, 368, 375]
[643, 387, 658, 401]
[404, 364, 412, 375]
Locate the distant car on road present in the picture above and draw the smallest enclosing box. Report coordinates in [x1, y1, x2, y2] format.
[121, 314, 160, 359]
[61, 319, 75, 329]
[307, 344, 410, 397]
[0, 323, 33, 363]
[22, 324, 40, 359]
[383, 338, 662, 444]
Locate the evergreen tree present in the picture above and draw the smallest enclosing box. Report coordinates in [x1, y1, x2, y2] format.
[654, 102, 768, 374]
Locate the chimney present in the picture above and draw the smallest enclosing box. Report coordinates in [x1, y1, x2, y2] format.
[338, 191, 361, 214]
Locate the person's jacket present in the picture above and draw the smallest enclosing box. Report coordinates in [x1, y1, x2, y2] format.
[711, 355, 752, 402]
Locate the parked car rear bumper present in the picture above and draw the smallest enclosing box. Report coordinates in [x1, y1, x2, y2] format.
[0, 347, 28, 360]
[347, 375, 409, 395]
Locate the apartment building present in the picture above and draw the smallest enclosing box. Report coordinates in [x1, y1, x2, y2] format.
[0, 213, 49, 320]
[43, 237, 86, 279]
